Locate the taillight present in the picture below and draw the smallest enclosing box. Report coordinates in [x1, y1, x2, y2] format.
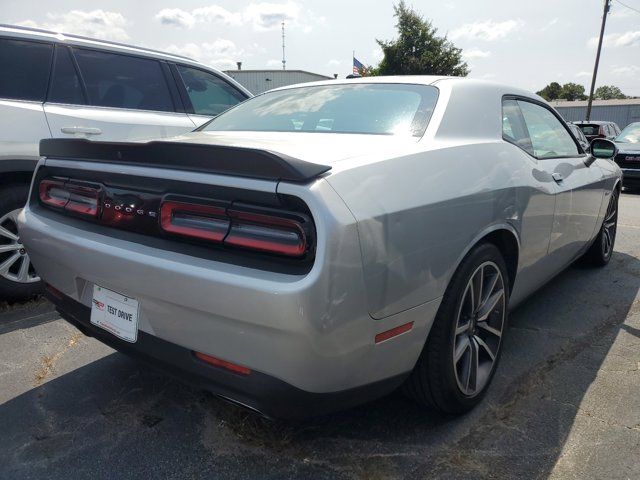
[39, 179, 100, 217]
[225, 208, 306, 257]
[37, 176, 313, 259]
[160, 200, 309, 257]
[160, 201, 229, 242]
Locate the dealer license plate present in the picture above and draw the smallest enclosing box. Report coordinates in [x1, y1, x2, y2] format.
[90, 285, 139, 343]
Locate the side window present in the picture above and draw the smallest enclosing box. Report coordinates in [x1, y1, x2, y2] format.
[502, 99, 534, 156]
[0, 38, 53, 101]
[48, 47, 85, 105]
[177, 65, 246, 116]
[73, 49, 175, 112]
[517, 100, 579, 158]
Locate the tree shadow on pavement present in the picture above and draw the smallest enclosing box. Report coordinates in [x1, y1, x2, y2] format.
[1, 252, 639, 479]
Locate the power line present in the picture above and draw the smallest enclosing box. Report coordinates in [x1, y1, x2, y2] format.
[613, 0, 640, 14]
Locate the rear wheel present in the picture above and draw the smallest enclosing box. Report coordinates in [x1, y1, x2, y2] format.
[404, 243, 509, 414]
[0, 184, 42, 302]
[585, 188, 618, 267]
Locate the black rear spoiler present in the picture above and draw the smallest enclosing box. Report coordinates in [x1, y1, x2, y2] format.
[39, 138, 331, 183]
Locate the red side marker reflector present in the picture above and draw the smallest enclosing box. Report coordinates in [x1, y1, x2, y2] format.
[194, 351, 251, 376]
[375, 322, 414, 344]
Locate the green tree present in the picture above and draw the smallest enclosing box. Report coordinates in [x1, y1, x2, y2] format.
[560, 82, 587, 101]
[595, 85, 627, 100]
[536, 82, 562, 101]
[373, 1, 469, 76]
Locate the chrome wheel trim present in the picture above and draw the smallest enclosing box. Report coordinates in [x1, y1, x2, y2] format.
[602, 192, 618, 259]
[0, 208, 40, 284]
[452, 261, 506, 397]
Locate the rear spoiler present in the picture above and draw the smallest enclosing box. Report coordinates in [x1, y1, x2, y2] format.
[39, 138, 331, 183]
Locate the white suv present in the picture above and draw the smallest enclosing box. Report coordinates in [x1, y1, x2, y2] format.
[0, 24, 251, 301]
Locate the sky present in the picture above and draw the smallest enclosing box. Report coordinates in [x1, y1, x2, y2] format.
[2, 0, 639, 96]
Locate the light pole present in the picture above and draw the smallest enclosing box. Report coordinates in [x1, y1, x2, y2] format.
[586, 0, 612, 121]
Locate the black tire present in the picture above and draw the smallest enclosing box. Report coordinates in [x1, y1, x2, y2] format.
[584, 188, 619, 267]
[404, 243, 510, 414]
[0, 183, 43, 302]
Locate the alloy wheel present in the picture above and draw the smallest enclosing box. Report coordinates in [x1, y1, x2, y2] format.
[602, 191, 618, 259]
[452, 261, 506, 397]
[0, 208, 40, 284]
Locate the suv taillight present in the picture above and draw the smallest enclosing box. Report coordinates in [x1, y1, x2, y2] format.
[39, 179, 100, 217]
[161, 200, 309, 257]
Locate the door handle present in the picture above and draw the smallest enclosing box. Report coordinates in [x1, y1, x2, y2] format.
[552, 172, 563, 183]
[61, 126, 102, 135]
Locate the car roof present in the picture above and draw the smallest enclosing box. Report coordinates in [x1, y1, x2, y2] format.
[0, 23, 253, 97]
[1, 23, 206, 69]
[573, 121, 615, 125]
[265, 75, 545, 101]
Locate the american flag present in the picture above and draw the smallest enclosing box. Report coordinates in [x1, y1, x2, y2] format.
[353, 57, 365, 75]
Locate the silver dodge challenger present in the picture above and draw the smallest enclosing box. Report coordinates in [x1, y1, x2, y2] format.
[17, 77, 621, 419]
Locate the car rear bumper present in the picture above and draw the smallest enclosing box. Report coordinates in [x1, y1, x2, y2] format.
[46, 287, 408, 419]
[19, 180, 441, 401]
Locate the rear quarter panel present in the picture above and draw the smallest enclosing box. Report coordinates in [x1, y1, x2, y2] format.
[326, 139, 556, 319]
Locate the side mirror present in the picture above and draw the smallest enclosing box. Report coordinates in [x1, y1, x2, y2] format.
[590, 138, 618, 159]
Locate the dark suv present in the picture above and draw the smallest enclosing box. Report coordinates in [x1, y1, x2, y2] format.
[573, 121, 621, 142]
[612, 122, 640, 189]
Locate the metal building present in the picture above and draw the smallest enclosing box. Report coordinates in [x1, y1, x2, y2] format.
[223, 69, 333, 95]
[551, 99, 640, 129]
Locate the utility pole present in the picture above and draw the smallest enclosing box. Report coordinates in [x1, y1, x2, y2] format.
[281, 21, 286, 70]
[586, 0, 611, 121]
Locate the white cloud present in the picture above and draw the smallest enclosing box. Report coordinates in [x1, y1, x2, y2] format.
[450, 19, 524, 41]
[155, 8, 195, 28]
[244, 2, 300, 31]
[576, 71, 591, 78]
[371, 47, 383, 61]
[616, 30, 640, 47]
[193, 5, 242, 26]
[154, 2, 314, 32]
[541, 18, 558, 31]
[18, 10, 129, 41]
[266, 59, 283, 67]
[612, 65, 640, 76]
[165, 39, 244, 70]
[588, 30, 640, 48]
[463, 48, 491, 59]
[327, 59, 342, 67]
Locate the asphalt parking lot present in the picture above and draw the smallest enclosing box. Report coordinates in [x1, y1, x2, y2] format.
[1, 194, 640, 480]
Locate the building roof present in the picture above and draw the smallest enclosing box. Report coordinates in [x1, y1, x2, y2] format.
[224, 69, 332, 79]
[550, 98, 640, 108]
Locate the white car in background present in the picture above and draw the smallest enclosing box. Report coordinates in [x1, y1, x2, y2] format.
[0, 24, 251, 301]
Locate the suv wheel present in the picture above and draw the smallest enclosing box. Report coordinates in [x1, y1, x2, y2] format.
[404, 243, 509, 414]
[0, 184, 42, 302]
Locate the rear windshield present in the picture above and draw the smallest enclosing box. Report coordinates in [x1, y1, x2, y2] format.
[578, 124, 600, 136]
[201, 83, 439, 137]
[616, 123, 640, 143]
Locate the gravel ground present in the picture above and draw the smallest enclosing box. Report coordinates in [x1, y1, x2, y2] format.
[1, 193, 639, 480]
